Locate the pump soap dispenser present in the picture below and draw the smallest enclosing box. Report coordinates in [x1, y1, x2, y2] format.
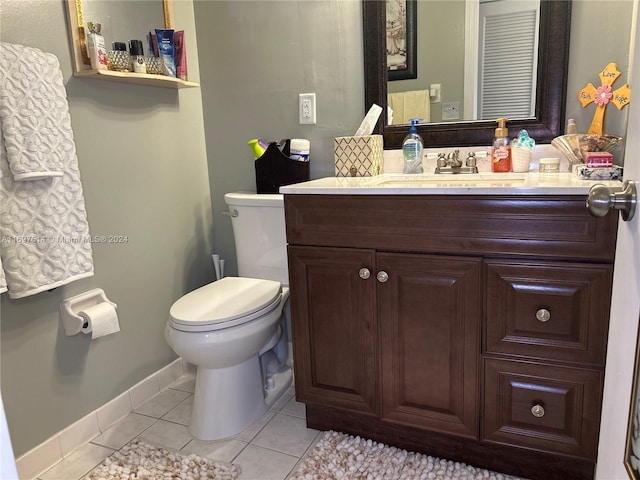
[403, 118, 424, 174]
[491, 118, 512, 172]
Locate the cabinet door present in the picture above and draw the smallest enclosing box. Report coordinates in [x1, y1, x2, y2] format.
[288, 246, 378, 415]
[378, 253, 481, 438]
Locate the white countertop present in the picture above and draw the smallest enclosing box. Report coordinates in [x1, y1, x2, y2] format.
[279, 172, 623, 195]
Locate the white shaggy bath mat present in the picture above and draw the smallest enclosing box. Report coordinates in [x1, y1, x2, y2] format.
[290, 430, 525, 480]
[83, 439, 240, 480]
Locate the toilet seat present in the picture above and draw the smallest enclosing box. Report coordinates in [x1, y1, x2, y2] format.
[169, 277, 282, 332]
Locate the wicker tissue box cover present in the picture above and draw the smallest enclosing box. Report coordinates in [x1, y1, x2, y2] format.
[334, 135, 383, 177]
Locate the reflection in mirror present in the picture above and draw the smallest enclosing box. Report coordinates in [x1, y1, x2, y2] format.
[386, 0, 417, 81]
[66, 0, 172, 73]
[387, 0, 541, 125]
[81, 1, 166, 53]
[364, 0, 572, 148]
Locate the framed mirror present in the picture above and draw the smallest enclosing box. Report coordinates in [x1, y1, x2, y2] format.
[364, 0, 572, 148]
[65, 0, 173, 73]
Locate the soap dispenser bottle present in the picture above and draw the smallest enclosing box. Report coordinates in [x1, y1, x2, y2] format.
[491, 117, 511, 172]
[402, 118, 424, 174]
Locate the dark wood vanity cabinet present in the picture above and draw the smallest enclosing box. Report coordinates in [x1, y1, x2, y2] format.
[285, 194, 618, 480]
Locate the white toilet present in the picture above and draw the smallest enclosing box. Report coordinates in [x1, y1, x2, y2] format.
[164, 192, 293, 441]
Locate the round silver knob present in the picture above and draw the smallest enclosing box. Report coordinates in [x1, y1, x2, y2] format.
[377, 271, 389, 283]
[531, 404, 545, 418]
[586, 180, 637, 221]
[536, 308, 551, 322]
[359, 268, 371, 280]
[587, 184, 616, 217]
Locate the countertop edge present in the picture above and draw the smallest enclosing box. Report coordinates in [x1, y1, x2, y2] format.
[279, 173, 623, 195]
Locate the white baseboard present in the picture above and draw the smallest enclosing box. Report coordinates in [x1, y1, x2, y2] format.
[15, 358, 189, 480]
[16, 343, 292, 479]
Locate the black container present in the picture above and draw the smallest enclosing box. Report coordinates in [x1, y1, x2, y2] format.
[255, 140, 310, 194]
[128, 39, 144, 56]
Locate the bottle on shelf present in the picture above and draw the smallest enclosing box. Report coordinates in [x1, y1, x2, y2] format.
[86, 22, 107, 71]
[129, 40, 147, 74]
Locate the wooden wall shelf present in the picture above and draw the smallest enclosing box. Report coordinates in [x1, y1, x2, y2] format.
[74, 69, 199, 89]
[65, 0, 198, 90]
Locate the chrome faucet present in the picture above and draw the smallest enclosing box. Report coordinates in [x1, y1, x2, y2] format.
[446, 150, 462, 167]
[436, 150, 462, 168]
[435, 150, 478, 174]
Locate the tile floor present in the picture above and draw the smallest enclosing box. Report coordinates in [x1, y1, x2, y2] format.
[36, 373, 321, 480]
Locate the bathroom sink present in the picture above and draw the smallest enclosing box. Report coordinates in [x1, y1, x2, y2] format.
[363, 173, 528, 188]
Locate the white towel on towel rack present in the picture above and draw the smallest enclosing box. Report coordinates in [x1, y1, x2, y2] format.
[387, 90, 431, 125]
[0, 43, 66, 181]
[0, 43, 94, 299]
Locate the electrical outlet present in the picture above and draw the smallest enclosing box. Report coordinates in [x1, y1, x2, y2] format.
[442, 101, 460, 120]
[299, 93, 316, 124]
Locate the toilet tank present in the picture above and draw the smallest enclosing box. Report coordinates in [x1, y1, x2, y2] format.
[224, 192, 288, 285]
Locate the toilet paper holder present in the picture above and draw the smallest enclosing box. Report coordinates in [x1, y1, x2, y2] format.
[60, 288, 117, 336]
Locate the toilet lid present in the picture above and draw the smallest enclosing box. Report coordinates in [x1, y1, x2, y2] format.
[169, 277, 282, 329]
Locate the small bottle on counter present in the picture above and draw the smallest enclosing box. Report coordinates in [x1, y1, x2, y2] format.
[290, 139, 310, 162]
[566, 118, 578, 134]
[129, 40, 147, 74]
[491, 118, 511, 173]
[402, 119, 424, 174]
[539, 157, 560, 173]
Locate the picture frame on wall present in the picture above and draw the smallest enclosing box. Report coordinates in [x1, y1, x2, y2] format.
[625, 318, 640, 479]
[386, 0, 417, 81]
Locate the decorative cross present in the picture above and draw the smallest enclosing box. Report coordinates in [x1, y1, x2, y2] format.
[578, 62, 631, 135]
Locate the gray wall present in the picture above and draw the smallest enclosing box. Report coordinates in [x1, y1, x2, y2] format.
[1, 0, 213, 457]
[0, 0, 635, 459]
[387, 0, 466, 123]
[566, 0, 634, 138]
[194, 0, 365, 277]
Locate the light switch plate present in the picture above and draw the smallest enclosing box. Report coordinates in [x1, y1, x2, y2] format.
[429, 83, 441, 103]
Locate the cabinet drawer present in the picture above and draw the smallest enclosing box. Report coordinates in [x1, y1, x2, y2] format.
[483, 358, 603, 459]
[285, 195, 618, 262]
[484, 261, 613, 366]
